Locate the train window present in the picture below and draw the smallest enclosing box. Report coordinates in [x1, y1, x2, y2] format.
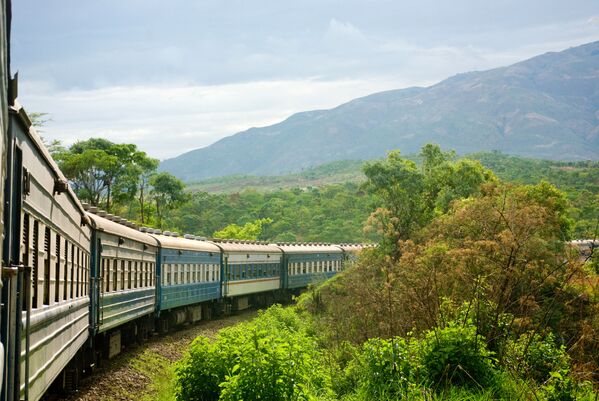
[142, 262, 146, 287]
[106, 258, 111, 292]
[187, 264, 191, 283]
[127, 261, 132, 289]
[63, 241, 68, 300]
[55, 233, 61, 302]
[76, 248, 80, 297]
[21, 213, 30, 310]
[111, 259, 117, 291]
[31, 220, 39, 308]
[101, 258, 106, 293]
[69, 244, 74, 299]
[42, 227, 50, 306]
[120, 260, 125, 290]
[165, 264, 170, 285]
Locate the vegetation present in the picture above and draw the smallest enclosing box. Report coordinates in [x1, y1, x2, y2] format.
[54, 138, 186, 228]
[174, 145, 598, 400]
[175, 152, 598, 241]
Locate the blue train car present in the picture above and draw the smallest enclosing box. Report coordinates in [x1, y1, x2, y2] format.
[277, 243, 344, 290]
[212, 240, 283, 311]
[86, 209, 158, 358]
[149, 231, 221, 328]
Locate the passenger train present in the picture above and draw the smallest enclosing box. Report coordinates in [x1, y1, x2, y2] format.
[0, 5, 368, 399]
[1, 102, 369, 400]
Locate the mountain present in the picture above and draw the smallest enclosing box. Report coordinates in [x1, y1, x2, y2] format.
[161, 41, 599, 182]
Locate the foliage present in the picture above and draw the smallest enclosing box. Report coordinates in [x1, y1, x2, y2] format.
[362, 145, 494, 259]
[175, 305, 331, 401]
[55, 138, 158, 213]
[167, 183, 375, 243]
[150, 172, 189, 229]
[213, 218, 273, 240]
[420, 323, 497, 389]
[504, 332, 570, 383]
[353, 336, 415, 398]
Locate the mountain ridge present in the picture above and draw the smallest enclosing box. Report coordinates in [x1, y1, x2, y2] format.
[161, 41, 599, 182]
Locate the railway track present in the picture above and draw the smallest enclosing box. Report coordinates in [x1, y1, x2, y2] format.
[60, 310, 257, 401]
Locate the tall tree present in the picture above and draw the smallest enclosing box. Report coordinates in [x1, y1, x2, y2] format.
[55, 138, 158, 213]
[150, 172, 189, 229]
[363, 144, 494, 259]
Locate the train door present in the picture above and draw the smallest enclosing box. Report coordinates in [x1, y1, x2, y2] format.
[222, 255, 229, 297]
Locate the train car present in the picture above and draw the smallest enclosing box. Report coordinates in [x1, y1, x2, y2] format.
[148, 231, 221, 330]
[570, 239, 597, 261]
[2, 104, 92, 401]
[338, 243, 371, 263]
[276, 243, 344, 290]
[86, 208, 158, 359]
[211, 240, 282, 311]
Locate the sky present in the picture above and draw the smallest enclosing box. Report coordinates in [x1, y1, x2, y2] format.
[12, 1, 599, 160]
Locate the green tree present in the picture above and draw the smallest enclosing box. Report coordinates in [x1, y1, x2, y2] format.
[55, 138, 158, 213]
[363, 144, 493, 259]
[213, 218, 273, 240]
[150, 172, 189, 229]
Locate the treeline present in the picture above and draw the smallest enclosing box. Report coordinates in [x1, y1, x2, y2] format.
[53, 138, 598, 242]
[175, 145, 599, 401]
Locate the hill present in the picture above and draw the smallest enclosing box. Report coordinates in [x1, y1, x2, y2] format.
[161, 41, 599, 181]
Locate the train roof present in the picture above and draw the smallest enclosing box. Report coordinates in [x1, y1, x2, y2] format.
[150, 233, 221, 253]
[274, 243, 343, 254]
[337, 243, 374, 252]
[10, 102, 90, 224]
[85, 211, 158, 246]
[209, 239, 282, 254]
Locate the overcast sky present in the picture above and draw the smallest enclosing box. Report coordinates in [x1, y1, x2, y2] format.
[12, 1, 599, 160]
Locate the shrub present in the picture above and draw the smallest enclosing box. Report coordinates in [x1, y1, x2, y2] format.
[503, 332, 570, 383]
[355, 337, 415, 398]
[175, 305, 331, 401]
[420, 323, 497, 390]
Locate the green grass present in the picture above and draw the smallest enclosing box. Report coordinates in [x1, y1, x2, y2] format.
[130, 349, 176, 401]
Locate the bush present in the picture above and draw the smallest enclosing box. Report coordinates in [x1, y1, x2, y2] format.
[420, 323, 497, 390]
[355, 337, 415, 398]
[503, 332, 570, 383]
[175, 305, 331, 401]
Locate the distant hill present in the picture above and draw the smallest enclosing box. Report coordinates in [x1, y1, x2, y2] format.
[161, 41, 599, 182]
[187, 160, 365, 193]
[186, 152, 599, 196]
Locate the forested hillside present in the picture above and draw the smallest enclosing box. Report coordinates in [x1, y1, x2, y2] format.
[171, 152, 599, 241]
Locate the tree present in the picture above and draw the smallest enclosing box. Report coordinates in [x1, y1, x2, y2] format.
[213, 218, 273, 240]
[55, 138, 158, 213]
[137, 156, 159, 224]
[362, 144, 493, 259]
[150, 172, 189, 229]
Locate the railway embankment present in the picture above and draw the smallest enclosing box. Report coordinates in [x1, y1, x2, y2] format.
[66, 310, 257, 401]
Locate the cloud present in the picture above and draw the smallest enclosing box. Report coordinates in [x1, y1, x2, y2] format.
[18, 79, 400, 160]
[589, 16, 599, 25]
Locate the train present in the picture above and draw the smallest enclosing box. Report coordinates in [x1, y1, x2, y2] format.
[2, 99, 369, 401]
[0, 3, 371, 400]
